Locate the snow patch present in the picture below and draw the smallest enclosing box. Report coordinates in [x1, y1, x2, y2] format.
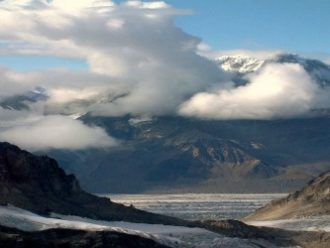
[216, 55, 265, 73]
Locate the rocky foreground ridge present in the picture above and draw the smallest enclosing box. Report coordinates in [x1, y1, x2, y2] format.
[0, 225, 170, 248]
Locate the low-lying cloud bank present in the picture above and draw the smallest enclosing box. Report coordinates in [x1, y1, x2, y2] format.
[0, 110, 116, 151]
[0, 1, 330, 150]
[179, 63, 330, 119]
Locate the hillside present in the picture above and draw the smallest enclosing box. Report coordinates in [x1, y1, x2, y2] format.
[244, 171, 330, 221]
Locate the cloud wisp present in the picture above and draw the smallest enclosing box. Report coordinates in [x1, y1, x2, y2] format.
[0, 110, 116, 151]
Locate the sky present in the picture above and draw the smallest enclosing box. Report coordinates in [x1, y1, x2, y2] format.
[1, 0, 330, 71]
[128, 0, 330, 53]
[0, 0, 330, 151]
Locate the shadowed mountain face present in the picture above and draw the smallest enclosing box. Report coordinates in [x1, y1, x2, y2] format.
[48, 115, 330, 193]
[244, 171, 330, 221]
[0, 142, 186, 226]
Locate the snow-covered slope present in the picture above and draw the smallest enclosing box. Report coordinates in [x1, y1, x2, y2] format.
[0, 205, 281, 248]
[215, 55, 265, 73]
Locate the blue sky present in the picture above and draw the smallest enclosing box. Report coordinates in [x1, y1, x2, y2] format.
[165, 0, 330, 53]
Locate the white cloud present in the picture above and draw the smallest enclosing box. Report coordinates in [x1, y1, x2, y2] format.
[0, 114, 116, 151]
[125, 1, 169, 9]
[0, 67, 36, 98]
[179, 63, 330, 120]
[0, 0, 223, 118]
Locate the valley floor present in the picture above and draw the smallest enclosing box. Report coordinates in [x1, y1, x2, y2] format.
[106, 193, 286, 220]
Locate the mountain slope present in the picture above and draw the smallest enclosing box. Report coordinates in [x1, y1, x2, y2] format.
[49, 115, 330, 193]
[244, 171, 330, 221]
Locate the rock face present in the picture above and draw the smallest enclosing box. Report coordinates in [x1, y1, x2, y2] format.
[0, 225, 170, 248]
[0, 142, 186, 226]
[244, 171, 330, 221]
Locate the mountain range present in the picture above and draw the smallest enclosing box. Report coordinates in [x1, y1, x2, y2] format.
[43, 54, 330, 193]
[1, 53, 330, 193]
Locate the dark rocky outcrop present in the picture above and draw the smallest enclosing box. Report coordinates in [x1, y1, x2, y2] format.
[244, 171, 330, 221]
[0, 142, 186, 226]
[0, 225, 170, 248]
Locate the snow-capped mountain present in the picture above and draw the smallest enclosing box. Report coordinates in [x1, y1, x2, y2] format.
[215, 53, 330, 96]
[216, 54, 330, 84]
